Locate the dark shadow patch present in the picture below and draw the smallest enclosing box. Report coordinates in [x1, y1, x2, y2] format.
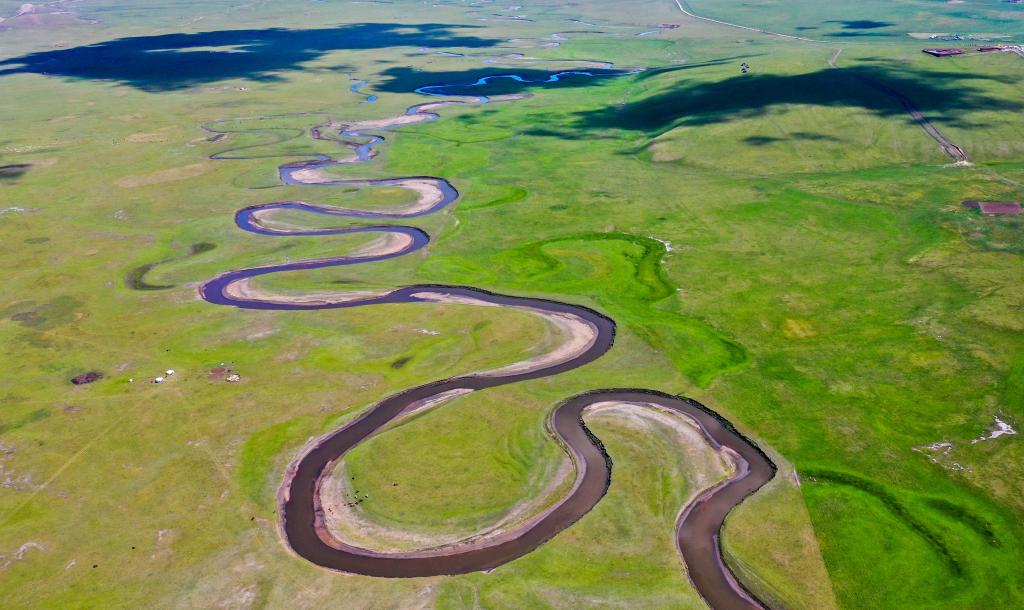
[0, 163, 31, 181]
[792, 131, 841, 142]
[0, 23, 499, 91]
[517, 127, 590, 140]
[190, 242, 216, 255]
[375, 65, 627, 97]
[461, 186, 527, 211]
[827, 31, 897, 38]
[374, 59, 752, 98]
[924, 498, 1000, 547]
[0, 409, 51, 435]
[739, 133, 840, 146]
[743, 135, 784, 146]
[804, 469, 964, 577]
[390, 356, 412, 369]
[125, 263, 171, 290]
[126, 242, 217, 290]
[566, 64, 1021, 136]
[124, 262, 166, 290]
[945, 10, 1017, 25]
[826, 20, 895, 30]
[24, 237, 49, 244]
[5, 296, 83, 330]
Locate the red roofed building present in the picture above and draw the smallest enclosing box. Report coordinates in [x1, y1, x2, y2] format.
[962, 200, 1022, 215]
[979, 202, 1022, 215]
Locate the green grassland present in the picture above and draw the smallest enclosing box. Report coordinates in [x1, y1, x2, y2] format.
[1, 0, 1023, 608]
[683, 0, 1024, 40]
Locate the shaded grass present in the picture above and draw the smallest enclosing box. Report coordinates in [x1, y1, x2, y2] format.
[125, 242, 216, 290]
[0, 23, 501, 91]
[569, 64, 1021, 134]
[237, 416, 309, 506]
[460, 185, 528, 211]
[804, 469, 964, 576]
[802, 468, 1024, 608]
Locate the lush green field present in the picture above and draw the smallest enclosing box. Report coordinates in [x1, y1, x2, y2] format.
[1, 0, 1022, 608]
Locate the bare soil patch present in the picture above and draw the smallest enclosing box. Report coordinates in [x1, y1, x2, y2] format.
[126, 131, 169, 143]
[71, 371, 103, 385]
[783, 319, 816, 339]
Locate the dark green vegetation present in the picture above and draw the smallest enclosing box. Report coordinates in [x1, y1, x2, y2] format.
[0, 0, 1022, 607]
[802, 468, 1018, 609]
[481, 232, 747, 386]
[0, 23, 501, 91]
[126, 242, 216, 290]
[570, 64, 1021, 131]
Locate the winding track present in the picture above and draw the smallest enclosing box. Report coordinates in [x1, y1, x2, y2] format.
[198, 71, 775, 610]
[827, 49, 970, 164]
[672, 1, 970, 164]
[671, 0, 827, 43]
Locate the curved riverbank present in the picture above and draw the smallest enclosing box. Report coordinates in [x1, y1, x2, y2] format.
[198, 70, 775, 610]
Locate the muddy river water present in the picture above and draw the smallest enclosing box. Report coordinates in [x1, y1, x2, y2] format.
[198, 69, 775, 610]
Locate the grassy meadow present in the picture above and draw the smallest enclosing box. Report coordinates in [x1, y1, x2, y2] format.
[1, 0, 1022, 608]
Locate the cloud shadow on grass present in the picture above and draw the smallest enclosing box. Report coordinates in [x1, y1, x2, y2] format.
[743, 132, 842, 146]
[0, 23, 500, 91]
[742, 136, 784, 146]
[0, 164, 31, 182]
[373, 58, 750, 98]
[374, 64, 628, 97]
[826, 20, 895, 30]
[563, 64, 1022, 136]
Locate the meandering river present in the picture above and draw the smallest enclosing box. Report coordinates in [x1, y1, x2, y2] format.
[198, 69, 776, 610]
